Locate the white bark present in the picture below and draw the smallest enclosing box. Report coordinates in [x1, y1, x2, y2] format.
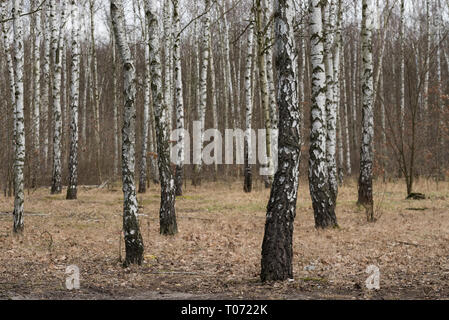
[139, 13, 150, 193]
[32, 0, 41, 184]
[193, 0, 211, 184]
[145, 0, 177, 235]
[67, 0, 80, 200]
[244, 17, 255, 192]
[89, 0, 102, 182]
[308, 0, 337, 228]
[50, 0, 66, 194]
[163, 0, 173, 131]
[358, 0, 375, 218]
[12, 0, 25, 233]
[261, 0, 300, 282]
[111, 0, 145, 265]
[42, 1, 51, 168]
[173, 0, 185, 193]
[323, 0, 339, 205]
[256, 0, 274, 186]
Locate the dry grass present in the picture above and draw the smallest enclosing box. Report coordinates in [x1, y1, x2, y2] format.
[0, 178, 448, 300]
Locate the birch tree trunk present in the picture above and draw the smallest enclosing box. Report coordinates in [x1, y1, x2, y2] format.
[138, 21, 150, 194]
[334, 1, 343, 185]
[12, 0, 25, 233]
[50, 0, 65, 195]
[244, 17, 255, 193]
[31, 0, 41, 188]
[351, 4, 359, 164]
[209, 31, 219, 180]
[264, 0, 278, 131]
[193, 0, 211, 187]
[1, 3, 16, 121]
[256, 0, 273, 188]
[163, 0, 173, 131]
[110, 0, 145, 266]
[90, 0, 102, 183]
[358, 0, 375, 221]
[308, 0, 337, 228]
[111, 33, 119, 178]
[323, 0, 339, 212]
[146, 0, 178, 236]
[342, 50, 352, 176]
[67, 0, 80, 200]
[42, 1, 51, 171]
[173, 0, 185, 195]
[261, 0, 300, 282]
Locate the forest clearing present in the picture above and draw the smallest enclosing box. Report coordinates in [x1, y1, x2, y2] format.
[1, 179, 448, 300]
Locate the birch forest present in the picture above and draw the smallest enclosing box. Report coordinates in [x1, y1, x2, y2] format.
[0, 0, 448, 300]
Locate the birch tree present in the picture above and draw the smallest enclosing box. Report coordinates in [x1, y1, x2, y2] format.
[67, 0, 80, 200]
[308, 0, 337, 228]
[145, 0, 178, 236]
[89, 0, 102, 183]
[42, 1, 51, 169]
[50, 0, 65, 195]
[111, 0, 145, 266]
[358, 0, 375, 221]
[193, 0, 211, 186]
[31, 0, 41, 188]
[244, 16, 255, 193]
[164, 0, 174, 131]
[261, 0, 300, 282]
[173, 0, 185, 195]
[12, 0, 25, 233]
[1, 2, 16, 120]
[323, 0, 339, 211]
[139, 14, 150, 194]
[255, 0, 274, 188]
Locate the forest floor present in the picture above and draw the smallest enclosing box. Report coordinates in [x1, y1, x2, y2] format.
[0, 177, 448, 300]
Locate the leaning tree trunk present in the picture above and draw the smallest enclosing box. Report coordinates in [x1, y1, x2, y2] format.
[261, 0, 301, 282]
[146, 0, 178, 236]
[173, 0, 185, 195]
[67, 0, 80, 200]
[244, 17, 255, 193]
[111, 0, 145, 266]
[357, 0, 375, 222]
[12, 0, 25, 233]
[50, 0, 65, 195]
[308, 0, 337, 228]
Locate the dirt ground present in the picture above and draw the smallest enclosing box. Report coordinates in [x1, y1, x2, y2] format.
[0, 177, 448, 300]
